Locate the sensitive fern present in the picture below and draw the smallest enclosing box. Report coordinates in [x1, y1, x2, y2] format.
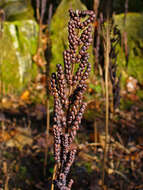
[50, 9, 95, 190]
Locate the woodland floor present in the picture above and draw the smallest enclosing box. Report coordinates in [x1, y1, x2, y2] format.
[0, 92, 143, 190]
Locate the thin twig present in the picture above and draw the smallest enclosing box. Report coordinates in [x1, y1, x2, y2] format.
[102, 17, 110, 186]
[44, 99, 50, 176]
[123, 0, 129, 66]
[51, 164, 57, 190]
[94, 120, 98, 143]
[0, 9, 4, 100]
[43, 2, 53, 181]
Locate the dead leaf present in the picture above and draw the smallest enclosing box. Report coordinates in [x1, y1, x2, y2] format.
[94, 20, 98, 28]
[21, 90, 30, 101]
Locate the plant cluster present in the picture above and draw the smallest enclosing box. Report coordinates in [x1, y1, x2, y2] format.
[50, 9, 95, 190]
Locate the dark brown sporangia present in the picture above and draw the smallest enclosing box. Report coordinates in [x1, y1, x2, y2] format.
[109, 25, 121, 110]
[50, 9, 95, 190]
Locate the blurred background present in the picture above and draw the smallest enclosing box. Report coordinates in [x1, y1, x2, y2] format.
[0, 0, 143, 190]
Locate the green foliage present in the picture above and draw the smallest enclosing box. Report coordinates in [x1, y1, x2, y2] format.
[114, 13, 143, 84]
[84, 162, 92, 173]
[137, 90, 143, 100]
[89, 83, 102, 93]
[49, 167, 54, 174]
[3, 151, 14, 159]
[19, 166, 27, 179]
[115, 13, 143, 39]
[120, 99, 134, 110]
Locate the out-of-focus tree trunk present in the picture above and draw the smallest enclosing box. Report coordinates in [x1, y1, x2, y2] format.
[106, 0, 113, 18]
[101, 0, 113, 18]
[93, 0, 100, 14]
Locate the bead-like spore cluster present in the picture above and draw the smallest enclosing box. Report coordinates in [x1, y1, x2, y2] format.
[51, 9, 95, 190]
